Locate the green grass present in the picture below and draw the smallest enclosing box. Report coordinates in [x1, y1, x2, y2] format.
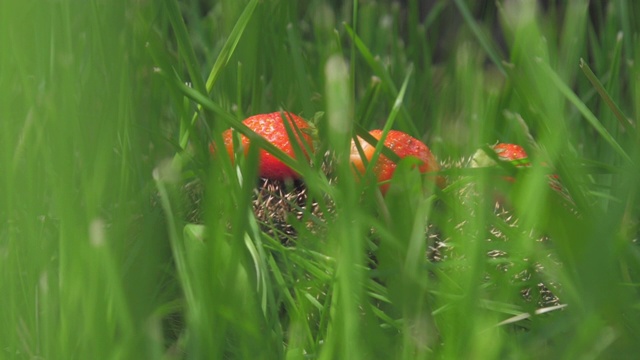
[2, 0, 640, 358]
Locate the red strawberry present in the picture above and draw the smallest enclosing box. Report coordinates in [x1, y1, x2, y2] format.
[493, 143, 531, 167]
[472, 143, 531, 169]
[349, 129, 442, 193]
[472, 143, 568, 197]
[212, 112, 314, 180]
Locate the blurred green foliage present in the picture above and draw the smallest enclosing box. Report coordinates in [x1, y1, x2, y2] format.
[2, 0, 640, 358]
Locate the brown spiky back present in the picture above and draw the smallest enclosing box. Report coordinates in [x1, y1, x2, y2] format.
[179, 177, 327, 244]
[252, 179, 307, 240]
[432, 156, 562, 308]
[252, 178, 331, 245]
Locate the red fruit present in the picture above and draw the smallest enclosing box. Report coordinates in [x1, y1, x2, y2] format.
[212, 112, 314, 180]
[350, 129, 442, 193]
[473, 143, 567, 196]
[493, 143, 531, 167]
[472, 143, 530, 168]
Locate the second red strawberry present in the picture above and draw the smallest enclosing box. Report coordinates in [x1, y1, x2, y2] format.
[350, 129, 442, 194]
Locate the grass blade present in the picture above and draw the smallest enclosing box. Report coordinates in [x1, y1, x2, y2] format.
[579, 58, 636, 132]
[168, 0, 260, 150]
[344, 23, 419, 136]
[162, 0, 206, 94]
[536, 58, 632, 162]
[203, 0, 259, 93]
[366, 65, 414, 178]
[453, 0, 506, 75]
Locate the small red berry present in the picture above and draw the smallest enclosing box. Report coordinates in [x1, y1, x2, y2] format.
[350, 129, 442, 193]
[472, 143, 567, 196]
[493, 143, 531, 167]
[212, 112, 314, 180]
[472, 143, 530, 169]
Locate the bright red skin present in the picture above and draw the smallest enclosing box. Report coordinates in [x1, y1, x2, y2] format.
[492, 143, 565, 193]
[350, 129, 441, 193]
[493, 143, 530, 166]
[491, 143, 530, 183]
[214, 112, 314, 180]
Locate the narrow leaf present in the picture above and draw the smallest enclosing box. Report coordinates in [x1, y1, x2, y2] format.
[453, 0, 506, 75]
[537, 58, 632, 162]
[579, 58, 636, 132]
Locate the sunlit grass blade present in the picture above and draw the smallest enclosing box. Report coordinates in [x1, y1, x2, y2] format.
[162, 0, 207, 94]
[557, 0, 588, 82]
[453, 0, 506, 75]
[365, 65, 414, 179]
[203, 0, 259, 94]
[344, 23, 419, 136]
[355, 76, 382, 128]
[153, 163, 196, 322]
[287, 23, 315, 118]
[605, 32, 624, 96]
[536, 58, 632, 162]
[579, 58, 636, 132]
[615, 0, 634, 58]
[319, 53, 372, 360]
[349, 0, 358, 115]
[167, 0, 259, 149]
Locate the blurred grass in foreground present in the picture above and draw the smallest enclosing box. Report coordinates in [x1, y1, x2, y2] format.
[1, 0, 173, 357]
[2, 0, 640, 359]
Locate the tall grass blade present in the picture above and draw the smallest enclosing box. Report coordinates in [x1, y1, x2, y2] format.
[162, 0, 207, 94]
[344, 24, 420, 136]
[579, 58, 636, 132]
[536, 58, 632, 162]
[366, 66, 414, 178]
[167, 0, 259, 149]
[203, 0, 259, 94]
[453, 0, 506, 75]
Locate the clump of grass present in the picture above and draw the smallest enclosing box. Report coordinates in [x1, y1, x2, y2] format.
[3, 0, 640, 359]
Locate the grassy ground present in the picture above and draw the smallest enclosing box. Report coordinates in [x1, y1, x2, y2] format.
[2, 0, 640, 358]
